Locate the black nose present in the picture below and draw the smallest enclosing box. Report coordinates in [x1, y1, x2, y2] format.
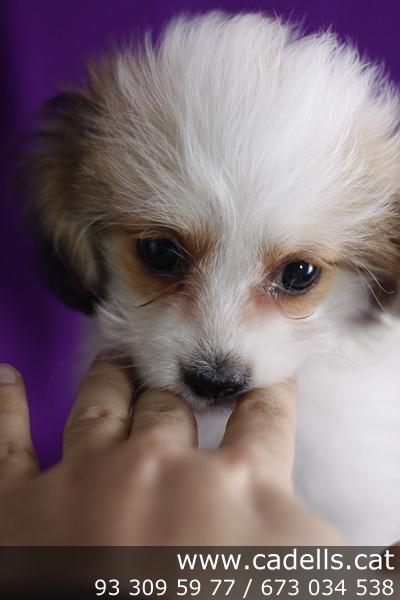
[182, 357, 248, 400]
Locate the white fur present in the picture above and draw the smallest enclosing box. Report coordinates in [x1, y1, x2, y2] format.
[90, 13, 400, 544]
[196, 318, 400, 545]
[295, 317, 400, 545]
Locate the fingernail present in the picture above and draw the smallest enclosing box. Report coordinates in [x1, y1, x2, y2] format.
[0, 364, 18, 384]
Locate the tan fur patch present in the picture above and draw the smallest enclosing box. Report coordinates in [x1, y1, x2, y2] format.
[105, 224, 218, 310]
[271, 264, 339, 319]
[107, 232, 181, 306]
[242, 249, 342, 322]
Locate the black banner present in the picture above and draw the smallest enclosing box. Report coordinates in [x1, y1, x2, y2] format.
[0, 546, 399, 599]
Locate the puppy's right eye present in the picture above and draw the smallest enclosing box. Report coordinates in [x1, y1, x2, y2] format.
[137, 238, 183, 274]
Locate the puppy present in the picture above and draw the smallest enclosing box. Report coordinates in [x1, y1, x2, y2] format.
[25, 12, 400, 544]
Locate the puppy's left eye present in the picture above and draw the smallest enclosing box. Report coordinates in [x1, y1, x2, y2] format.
[277, 261, 320, 293]
[138, 238, 183, 274]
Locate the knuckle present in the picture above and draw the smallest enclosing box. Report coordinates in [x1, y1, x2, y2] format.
[0, 392, 21, 416]
[137, 405, 181, 428]
[152, 398, 180, 414]
[246, 396, 283, 418]
[0, 440, 36, 462]
[73, 404, 128, 424]
[65, 405, 130, 436]
[63, 426, 86, 451]
[138, 392, 192, 422]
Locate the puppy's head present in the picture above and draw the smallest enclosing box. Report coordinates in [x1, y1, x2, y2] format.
[26, 12, 400, 408]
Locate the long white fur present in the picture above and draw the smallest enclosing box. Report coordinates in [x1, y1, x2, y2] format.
[91, 12, 400, 545]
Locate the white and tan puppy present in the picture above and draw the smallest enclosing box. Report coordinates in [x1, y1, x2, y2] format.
[26, 12, 400, 544]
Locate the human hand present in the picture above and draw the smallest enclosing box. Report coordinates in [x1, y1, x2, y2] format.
[0, 359, 343, 545]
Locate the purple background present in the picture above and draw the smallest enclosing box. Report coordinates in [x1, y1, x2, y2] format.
[1, 0, 400, 467]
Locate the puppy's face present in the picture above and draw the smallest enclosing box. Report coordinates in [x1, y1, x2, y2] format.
[27, 13, 400, 408]
[101, 218, 349, 408]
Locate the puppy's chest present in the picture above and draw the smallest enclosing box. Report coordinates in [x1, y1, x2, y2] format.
[196, 319, 400, 546]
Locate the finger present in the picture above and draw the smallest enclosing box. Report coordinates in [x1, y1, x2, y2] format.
[63, 355, 133, 457]
[0, 364, 39, 479]
[130, 390, 197, 448]
[220, 380, 297, 482]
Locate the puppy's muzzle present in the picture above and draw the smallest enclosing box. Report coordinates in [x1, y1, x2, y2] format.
[182, 356, 248, 401]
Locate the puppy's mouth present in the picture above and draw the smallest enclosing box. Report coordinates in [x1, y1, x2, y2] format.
[178, 379, 251, 411]
[179, 357, 251, 409]
[131, 357, 251, 410]
[187, 392, 242, 410]
[133, 377, 247, 411]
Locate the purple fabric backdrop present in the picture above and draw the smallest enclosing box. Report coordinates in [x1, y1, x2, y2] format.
[1, 0, 400, 467]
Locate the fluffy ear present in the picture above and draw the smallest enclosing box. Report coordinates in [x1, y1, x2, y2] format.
[24, 91, 107, 314]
